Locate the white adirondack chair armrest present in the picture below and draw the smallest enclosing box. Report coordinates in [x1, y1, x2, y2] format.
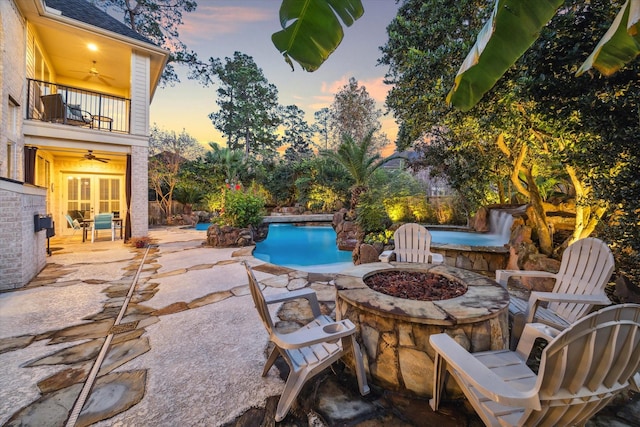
[515, 323, 562, 359]
[630, 372, 640, 392]
[525, 291, 612, 323]
[271, 319, 356, 349]
[495, 269, 557, 287]
[265, 288, 322, 318]
[379, 250, 395, 263]
[430, 333, 541, 409]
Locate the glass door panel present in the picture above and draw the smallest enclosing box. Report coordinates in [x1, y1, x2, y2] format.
[62, 174, 123, 235]
[67, 176, 91, 219]
[98, 178, 121, 216]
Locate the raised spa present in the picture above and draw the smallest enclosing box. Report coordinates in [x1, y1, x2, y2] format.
[335, 263, 509, 397]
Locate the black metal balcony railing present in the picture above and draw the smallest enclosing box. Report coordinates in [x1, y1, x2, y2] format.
[26, 78, 130, 134]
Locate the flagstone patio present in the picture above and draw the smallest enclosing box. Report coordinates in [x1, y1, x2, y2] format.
[0, 227, 638, 426]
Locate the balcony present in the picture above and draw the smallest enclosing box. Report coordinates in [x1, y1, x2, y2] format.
[26, 79, 130, 134]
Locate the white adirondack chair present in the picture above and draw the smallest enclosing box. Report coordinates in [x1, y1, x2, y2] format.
[430, 303, 640, 427]
[495, 237, 614, 346]
[380, 223, 444, 264]
[243, 262, 370, 422]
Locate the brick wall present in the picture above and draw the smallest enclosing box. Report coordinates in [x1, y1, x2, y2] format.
[131, 145, 149, 237]
[0, 181, 47, 290]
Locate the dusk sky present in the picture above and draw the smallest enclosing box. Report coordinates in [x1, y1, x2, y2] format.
[149, 0, 401, 156]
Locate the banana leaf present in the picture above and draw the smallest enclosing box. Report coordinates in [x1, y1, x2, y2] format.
[447, 0, 563, 112]
[576, 0, 640, 76]
[272, 0, 364, 72]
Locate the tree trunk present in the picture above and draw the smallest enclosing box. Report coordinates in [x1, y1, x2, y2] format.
[524, 169, 553, 255]
[350, 185, 367, 214]
[497, 179, 505, 204]
[497, 134, 552, 254]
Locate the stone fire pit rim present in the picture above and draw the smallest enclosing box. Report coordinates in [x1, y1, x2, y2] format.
[335, 262, 509, 326]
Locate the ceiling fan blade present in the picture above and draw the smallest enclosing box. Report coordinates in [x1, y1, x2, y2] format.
[98, 76, 112, 86]
[96, 158, 109, 163]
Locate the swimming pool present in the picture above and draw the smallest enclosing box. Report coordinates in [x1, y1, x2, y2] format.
[430, 230, 507, 246]
[253, 224, 353, 271]
[198, 210, 513, 273]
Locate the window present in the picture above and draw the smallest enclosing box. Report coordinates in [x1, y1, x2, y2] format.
[5, 97, 19, 179]
[5, 143, 13, 179]
[35, 156, 50, 188]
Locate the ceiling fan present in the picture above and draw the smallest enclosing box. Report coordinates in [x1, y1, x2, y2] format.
[82, 150, 110, 163]
[70, 61, 115, 86]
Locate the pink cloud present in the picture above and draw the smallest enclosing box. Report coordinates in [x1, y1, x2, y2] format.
[180, 6, 272, 42]
[320, 75, 391, 104]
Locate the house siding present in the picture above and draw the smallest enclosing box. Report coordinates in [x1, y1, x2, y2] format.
[130, 53, 150, 137]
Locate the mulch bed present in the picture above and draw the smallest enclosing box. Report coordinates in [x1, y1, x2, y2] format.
[364, 271, 467, 301]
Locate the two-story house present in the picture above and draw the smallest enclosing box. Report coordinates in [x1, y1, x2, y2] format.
[0, 0, 169, 290]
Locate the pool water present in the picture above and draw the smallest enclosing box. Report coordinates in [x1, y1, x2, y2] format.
[197, 213, 511, 272]
[430, 230, 507, 246]
[253, 224, 353, 269]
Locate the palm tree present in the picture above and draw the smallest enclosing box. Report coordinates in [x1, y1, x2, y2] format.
[321, 131, 388, 213]
[205, 143, 244, 184]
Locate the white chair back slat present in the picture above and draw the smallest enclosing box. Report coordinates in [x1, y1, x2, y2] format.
[586, 326, 619, 391]
[619, 327, 640, 381]
[603, 325, 638, 388]
[566, 331, 596, 394]
[246, 266, 275, 334]
[538, 344, 569, 397]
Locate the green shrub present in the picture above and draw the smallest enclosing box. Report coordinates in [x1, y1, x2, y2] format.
[383, 196, 414, 223]
[408, 196, 434, 222]
[364, 229, 394, 245]
[213, 188, 265, 228]
[204, 191, 225, 214]
[307, 184, 342, 212]
[357, 191, 391, 234]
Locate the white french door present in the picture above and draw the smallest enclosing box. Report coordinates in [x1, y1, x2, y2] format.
[63, 173, 122, 234]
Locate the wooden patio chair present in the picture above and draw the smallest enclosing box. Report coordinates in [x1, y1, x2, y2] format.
[243, 262, 369, 422]
[380, 223, 444, 263]
[495, 237, 614, 347]
[430, 303, 640, 426]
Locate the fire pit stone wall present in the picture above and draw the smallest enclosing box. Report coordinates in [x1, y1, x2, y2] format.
[335, 263, 509, 397]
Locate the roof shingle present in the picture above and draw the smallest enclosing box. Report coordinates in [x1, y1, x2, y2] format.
[45, 0, 155, 45]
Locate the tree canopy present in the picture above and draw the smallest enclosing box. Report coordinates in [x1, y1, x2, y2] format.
[148, 126, 205, 222]
[96, 0, 199, 86]
[448, 0, 640, 111]
[193, 52, 282, 157]
[322, 131, 388, 210]
[281, 105, 314, 162]
[326, 77, 388, 152]
[380, 0, 639, 257]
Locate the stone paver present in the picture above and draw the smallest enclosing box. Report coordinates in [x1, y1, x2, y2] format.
[0, 226, 638, 427]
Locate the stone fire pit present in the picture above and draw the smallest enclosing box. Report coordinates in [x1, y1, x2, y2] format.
[335, 263, 509, 398]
